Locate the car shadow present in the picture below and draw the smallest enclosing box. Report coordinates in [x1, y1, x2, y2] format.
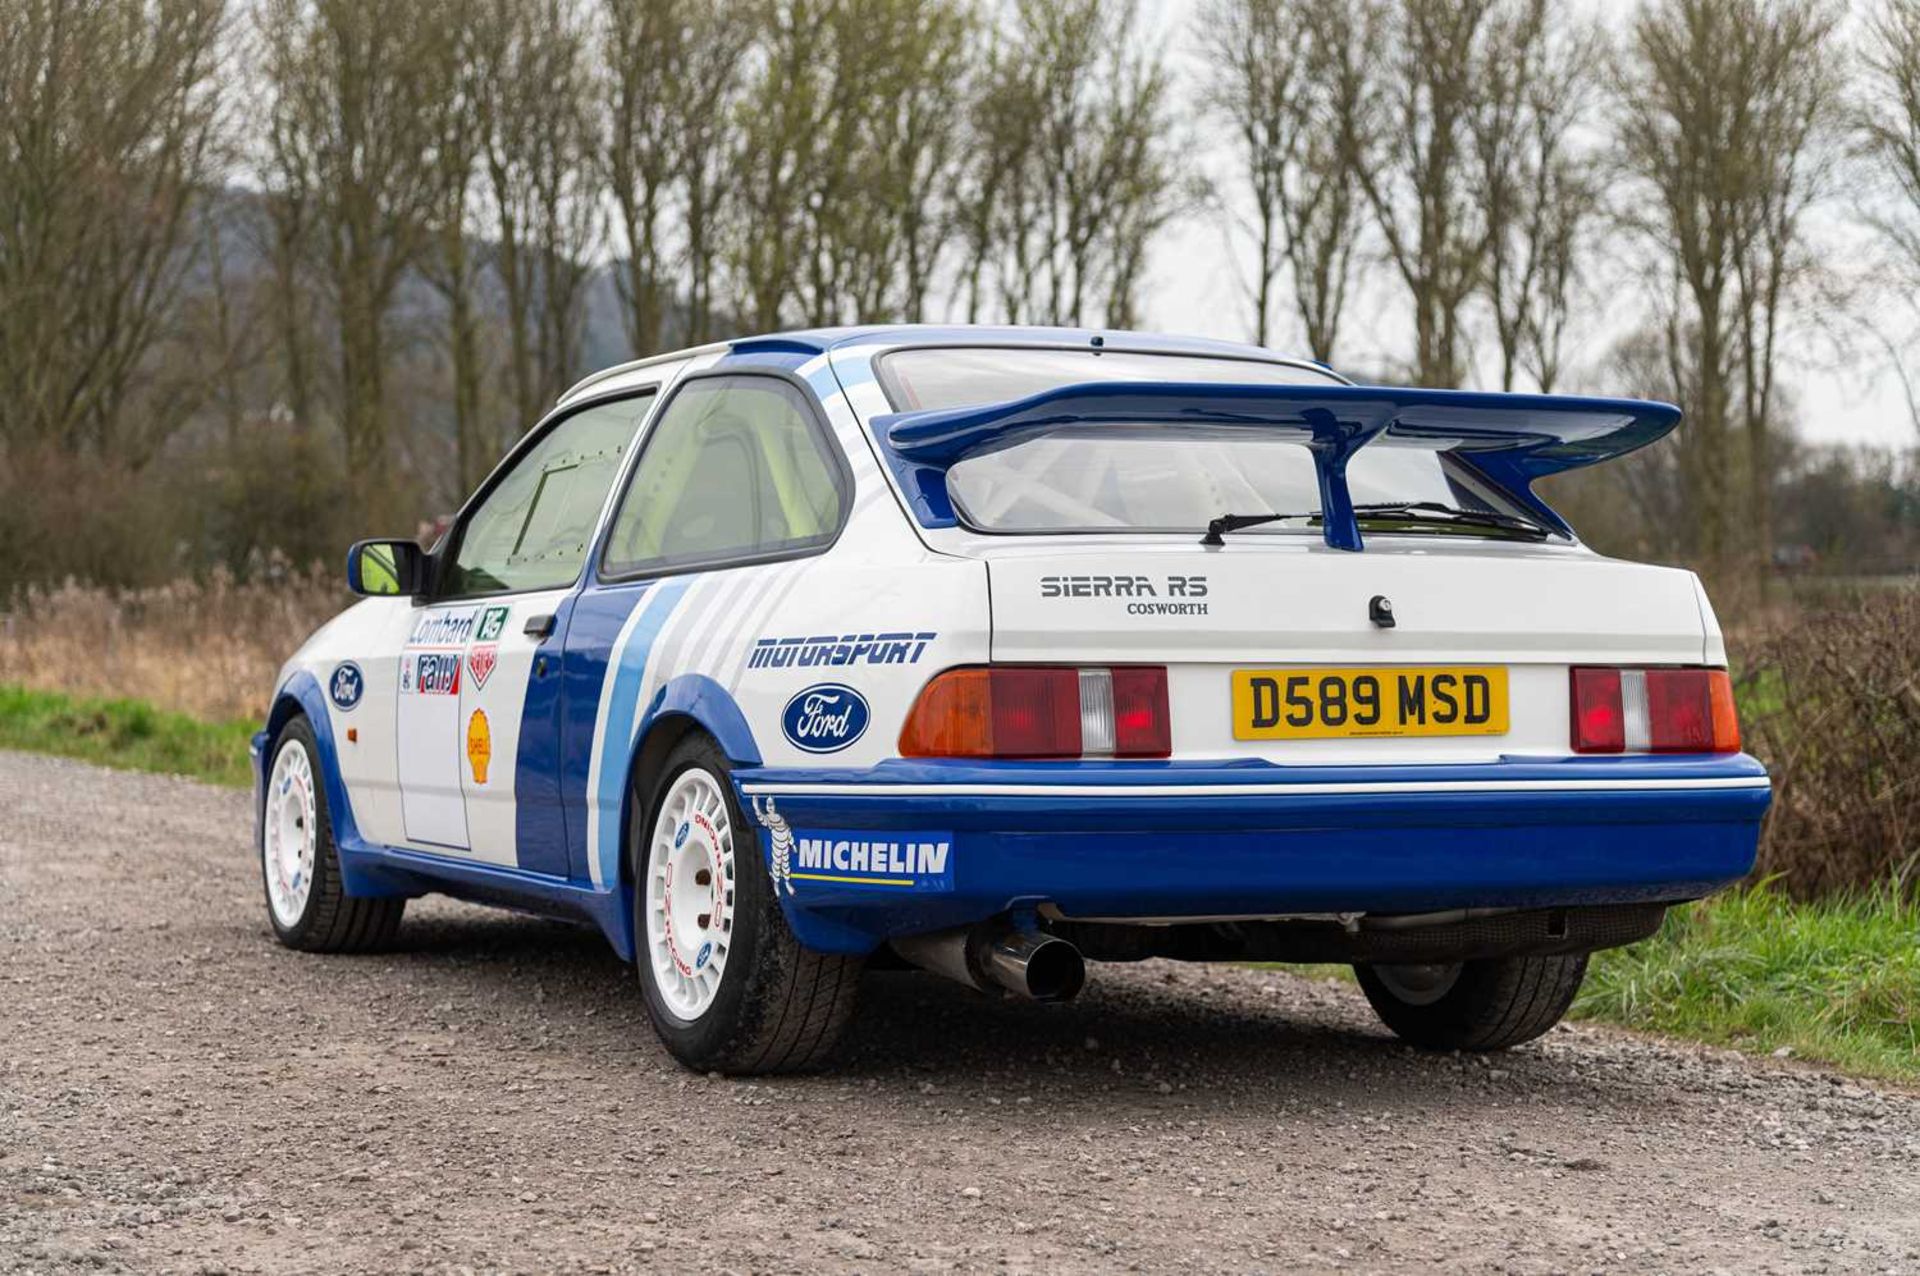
[366, 904, 1616, 1111]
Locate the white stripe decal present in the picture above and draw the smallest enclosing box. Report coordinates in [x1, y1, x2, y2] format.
[584, 581, 693, 888]
[737, 777, 1772, 799]
[726, 560, 820, 693]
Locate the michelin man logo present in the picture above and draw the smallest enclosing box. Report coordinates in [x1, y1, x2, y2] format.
[752, 796, 795, 896]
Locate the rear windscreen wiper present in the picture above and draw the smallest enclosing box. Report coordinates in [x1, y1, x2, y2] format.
[1200, 511, 1317, 546]
[1348, 501, 1551, 540]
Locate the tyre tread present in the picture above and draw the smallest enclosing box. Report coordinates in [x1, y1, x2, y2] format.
[635, 737, 860, 1075]
[265, 716, 405, 955]
[1357, 954, 1588, 1052]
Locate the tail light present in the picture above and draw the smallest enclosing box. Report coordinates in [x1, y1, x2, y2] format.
[1570, 667, 1740, 754]
[900, 665, 1170, 758]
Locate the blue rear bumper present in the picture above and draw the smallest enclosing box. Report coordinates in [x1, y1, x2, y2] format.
[736, 755, 1770, 953]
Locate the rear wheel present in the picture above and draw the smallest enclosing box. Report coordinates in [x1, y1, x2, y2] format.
[1355, 954, 1588, 1051]
[632, 735, 860, 1074]
[260, 716, 404, 952]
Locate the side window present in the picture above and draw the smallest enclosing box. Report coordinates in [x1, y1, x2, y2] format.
[601, 376, 847, 576]
[442, 392, 655, 597]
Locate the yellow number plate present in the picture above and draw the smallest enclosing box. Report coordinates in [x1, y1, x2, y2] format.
[1231, 667, 1509, 740]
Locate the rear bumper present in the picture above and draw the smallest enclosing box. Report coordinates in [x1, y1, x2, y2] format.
[735, 755, 1770, 953]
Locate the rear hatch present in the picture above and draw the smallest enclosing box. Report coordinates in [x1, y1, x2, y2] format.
[976, 535, 1711, 763]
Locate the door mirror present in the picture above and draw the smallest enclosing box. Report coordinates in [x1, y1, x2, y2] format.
[346, 539, 427, 597]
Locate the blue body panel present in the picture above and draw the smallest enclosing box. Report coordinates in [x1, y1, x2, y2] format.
[869, 381, 1679, 546]
[735, 754, 1768, 952]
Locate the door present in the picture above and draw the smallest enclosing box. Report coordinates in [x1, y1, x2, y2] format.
[565, 372, 854, 887]
[395, 390, 659, 868]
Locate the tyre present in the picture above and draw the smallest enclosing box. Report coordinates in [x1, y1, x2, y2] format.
[1354, 954, 1588, 1051]
[631, 735, 860, 1074]
[260, 715, 405, 952]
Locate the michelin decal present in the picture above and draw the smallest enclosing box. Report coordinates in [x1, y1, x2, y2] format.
[752, 798, 953, 893]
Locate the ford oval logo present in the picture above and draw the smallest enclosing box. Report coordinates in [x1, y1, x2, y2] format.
[329, 662, 364, 712]
[781, 683, 870, 754]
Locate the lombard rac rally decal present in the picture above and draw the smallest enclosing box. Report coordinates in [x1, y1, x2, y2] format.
[401, 651, 462, 695]
[328, 662, 364, 711]
[475, 605, 510, 642]
[753, 798, 952, 893]
[781, 683, 870, 753]
[408, 608, 478, 646]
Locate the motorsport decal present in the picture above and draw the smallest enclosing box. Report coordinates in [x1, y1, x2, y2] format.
[746, 631, 936, 670]
[408, 608, 479, 646]
[401, 651, 462, 695]
[475, 606, 510, 642]
[328, 662, 364, 711]
[781, 683, 870, 753]
[1040, 574, 1210, 617]
[466, 709, 491, 784]
[466, 644, 497, 690]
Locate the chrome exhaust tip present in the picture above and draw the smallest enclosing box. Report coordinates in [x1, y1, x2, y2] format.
[893, 922, 1086, 1003]
[983, 928, 1085, 1002]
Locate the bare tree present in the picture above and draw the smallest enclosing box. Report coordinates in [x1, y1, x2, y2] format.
[0, 0, 227, 461]
[418, 9, 494, 492]
[959, 0, 1179, 329]
[474, 0, 600, 427]
[955, 31, 1037, 324]
[732, 1, 826, 331]
[1617, 0, 1842, 585]
[868, 0, 975, 323]
[1198, 0, 1372, 357]
[258, 0, 445, 500]
[1473, 0, 1599, 392]
[1859, 0, 1920, 439]
[601, 0, 755, 354]
[732, 0, 973, 330]
[1346, 0, 1499, 387]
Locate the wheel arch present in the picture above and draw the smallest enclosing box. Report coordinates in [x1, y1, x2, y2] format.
[616, 674, 763, 896]
[257, 670, 393, 898]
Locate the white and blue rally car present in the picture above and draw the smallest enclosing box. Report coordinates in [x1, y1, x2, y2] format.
[255, 326, 1769, 1073]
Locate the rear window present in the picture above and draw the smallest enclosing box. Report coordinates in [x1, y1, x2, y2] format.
[877, 346, 1342, 411]
[946, 429, 1515, 535]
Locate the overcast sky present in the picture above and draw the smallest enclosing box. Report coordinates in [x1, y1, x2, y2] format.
[1126, 0, 1918, 449]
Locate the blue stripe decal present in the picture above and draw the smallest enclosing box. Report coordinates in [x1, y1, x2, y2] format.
[593, 577, 693, 887]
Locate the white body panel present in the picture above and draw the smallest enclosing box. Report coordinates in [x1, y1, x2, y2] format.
[268, 328, 1736, 902]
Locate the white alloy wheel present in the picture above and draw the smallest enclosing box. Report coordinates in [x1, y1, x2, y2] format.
[644, 767, 737, 1021]
[263, 736, 319, 928]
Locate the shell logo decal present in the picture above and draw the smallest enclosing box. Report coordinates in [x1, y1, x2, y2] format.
[466, 708, 492, 785]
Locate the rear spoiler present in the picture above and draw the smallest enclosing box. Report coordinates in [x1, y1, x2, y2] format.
[869, 381, 1680, 550]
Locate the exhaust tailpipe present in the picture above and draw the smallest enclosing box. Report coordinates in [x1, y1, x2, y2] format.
[893, 923, 1086, 1002]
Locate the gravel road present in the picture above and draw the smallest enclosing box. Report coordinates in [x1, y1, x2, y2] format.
[3, 748, 1917, 1275]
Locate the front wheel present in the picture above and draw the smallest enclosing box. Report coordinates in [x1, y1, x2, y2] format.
[1355, 954, 1588, 1051]
[260, 715, 404, 952]
[632, 735, 860, 1074]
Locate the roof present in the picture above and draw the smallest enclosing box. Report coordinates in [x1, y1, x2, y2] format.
[558, 325, 1328, 404]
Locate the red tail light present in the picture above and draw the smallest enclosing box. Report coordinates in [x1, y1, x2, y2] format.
[1570, 666, 1739, 754]
[1571, 667, 1624, 753]
[900, 666, 1170, 759]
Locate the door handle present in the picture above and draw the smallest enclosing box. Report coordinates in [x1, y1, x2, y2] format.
[524, 613, 556, 640]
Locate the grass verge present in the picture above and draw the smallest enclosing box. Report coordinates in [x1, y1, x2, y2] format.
[1576, 887, 1919, 1083]
[0, 684, 254, 788]
[1276, 890, 1917, 1083]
